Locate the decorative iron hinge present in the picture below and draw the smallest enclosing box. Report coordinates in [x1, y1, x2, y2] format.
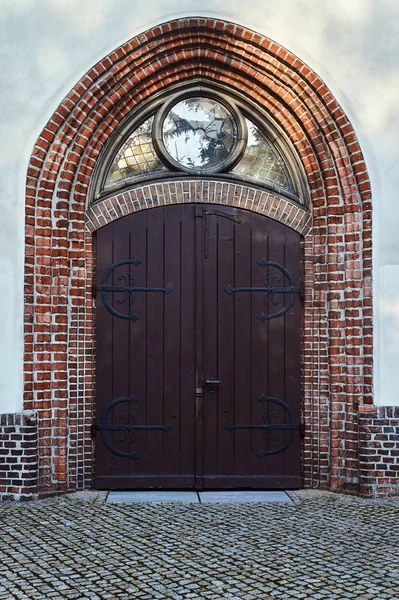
[96, 395, 171, 459]
[225, 395, 301, 457]
[225, 259, 301, 320]
[95, 258, 172, 321]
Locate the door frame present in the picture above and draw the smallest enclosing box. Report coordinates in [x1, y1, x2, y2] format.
[92, 185, 308, 489]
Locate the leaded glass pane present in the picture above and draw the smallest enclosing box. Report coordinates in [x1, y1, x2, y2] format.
[162, 97, 238, 171]
[232, 119, 292, 192]
[105, 117, 166, 188]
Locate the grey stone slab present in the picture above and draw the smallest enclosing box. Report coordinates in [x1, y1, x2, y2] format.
[198, 491, 293, 503]
[106, 491, 200, 503]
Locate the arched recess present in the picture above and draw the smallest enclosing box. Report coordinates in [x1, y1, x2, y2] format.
[24, 18, 372, 496]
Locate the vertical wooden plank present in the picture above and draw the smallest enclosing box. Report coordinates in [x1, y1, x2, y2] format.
[249, 211, 271, 480]
[145, 207, 166, 480]
[283, 225, 302, 481]
[95, 223, 114, 485]
[262, 219, 287, 477]
[194, 205, 204, 489]
[179, 205, 197, 485]
[162, 205, 181, 479]
[232, 209, 252, 477]
[128, 209, 149, 478]
[109, 216, 134, 475]
[201, 208, 219, 483]
[215, 213, 235, 479]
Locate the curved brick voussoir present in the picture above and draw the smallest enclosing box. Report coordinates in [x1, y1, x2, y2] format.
[24, 18, 372, 498]
[86, 181, 311, 236]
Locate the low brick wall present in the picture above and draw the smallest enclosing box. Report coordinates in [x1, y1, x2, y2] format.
[1, 407, 399, 499]
[359, 406, 399, 497]
[0, 412, 38, 501]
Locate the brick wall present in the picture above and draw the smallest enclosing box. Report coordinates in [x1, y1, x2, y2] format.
[12, 17, 381, 499]
[359, 406, 399, 497]
[0, 413, 38, 501]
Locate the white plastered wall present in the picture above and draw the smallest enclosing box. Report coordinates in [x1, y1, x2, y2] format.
[0, 0, 398, 413]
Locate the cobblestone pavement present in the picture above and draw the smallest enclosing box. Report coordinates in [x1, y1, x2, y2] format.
[1, 490, 399, 600]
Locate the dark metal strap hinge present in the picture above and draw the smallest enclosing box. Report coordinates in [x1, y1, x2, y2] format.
[96, 395, 171, 459]
[225, 259, 301, 321]
[96, 258, 172, 321]
[225, 395, 302, 457]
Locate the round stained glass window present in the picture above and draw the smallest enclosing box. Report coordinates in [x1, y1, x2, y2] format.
[156, 96, 242, 173]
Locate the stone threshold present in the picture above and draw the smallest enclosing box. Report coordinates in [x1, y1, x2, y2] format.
[106, 490, 293, 503]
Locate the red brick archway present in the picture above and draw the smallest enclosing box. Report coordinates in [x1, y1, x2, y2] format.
[24, 18, 372, 497]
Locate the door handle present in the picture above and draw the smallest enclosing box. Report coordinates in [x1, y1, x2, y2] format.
[203, 378, 221, 395]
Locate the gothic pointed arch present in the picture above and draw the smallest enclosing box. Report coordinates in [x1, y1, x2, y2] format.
[24, 18, 372, 496]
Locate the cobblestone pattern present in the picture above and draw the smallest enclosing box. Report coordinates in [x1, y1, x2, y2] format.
[0, 413, 38, 501]
[23, 17, 373, 498]
[1, 491, 399, 599]
[359, 406, 399, 498]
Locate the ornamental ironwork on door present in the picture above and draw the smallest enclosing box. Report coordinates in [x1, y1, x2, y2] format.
[94, 203, 302, 490]
[94, 395, 171, 459]
[95, 257, 172, 321]
[225, 395, 304, 457]
[224, 259, 301, 321]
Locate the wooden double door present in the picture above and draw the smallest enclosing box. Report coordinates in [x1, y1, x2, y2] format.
[94, 203, 302, 489]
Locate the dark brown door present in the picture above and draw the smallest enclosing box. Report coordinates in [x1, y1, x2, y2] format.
[94, 203, 301, 489]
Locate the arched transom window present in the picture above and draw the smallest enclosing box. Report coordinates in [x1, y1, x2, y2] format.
[92, 86, 308, 206]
